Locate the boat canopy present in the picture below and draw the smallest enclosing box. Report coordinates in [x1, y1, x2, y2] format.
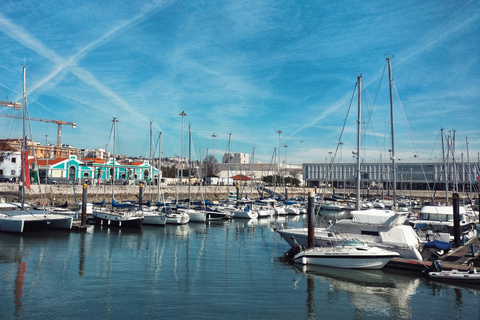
[351, 209, 407, 227]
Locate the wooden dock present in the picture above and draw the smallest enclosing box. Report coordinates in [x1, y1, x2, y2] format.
[387, 237, 480, 272]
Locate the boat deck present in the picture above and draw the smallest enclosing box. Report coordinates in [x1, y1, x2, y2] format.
[387, 237, 480, 272]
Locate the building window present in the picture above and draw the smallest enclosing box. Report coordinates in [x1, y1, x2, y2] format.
[0, 169, 3, 175]
[0, 156, 3, 162]
[11, 170, 15, 175]
[11, 157, 16, 163]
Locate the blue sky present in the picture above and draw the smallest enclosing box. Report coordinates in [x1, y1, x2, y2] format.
[0, 1, 478, 165]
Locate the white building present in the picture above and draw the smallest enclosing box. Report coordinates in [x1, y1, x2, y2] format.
[0, 151, 22, 180]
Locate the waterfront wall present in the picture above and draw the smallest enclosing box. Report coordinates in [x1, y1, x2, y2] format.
[0, 183, 471, 207]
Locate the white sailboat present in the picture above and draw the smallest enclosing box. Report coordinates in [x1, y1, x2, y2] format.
[92, 117, 143, 228]
[0, 66, 72, 233]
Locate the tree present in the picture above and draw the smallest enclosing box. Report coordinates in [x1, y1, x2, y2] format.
[203, 155, 218, 177]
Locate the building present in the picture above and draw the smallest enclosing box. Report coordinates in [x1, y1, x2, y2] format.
[222, 152, 249, 164]
[303, 160, 480, 192]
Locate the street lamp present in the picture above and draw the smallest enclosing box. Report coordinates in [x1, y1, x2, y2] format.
[179, 110, 187, 185]
[212, 133, 217, 160]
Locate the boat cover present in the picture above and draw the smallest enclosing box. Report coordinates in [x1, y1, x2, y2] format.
[351, 209, 407, 227]
[423, 240, 452, 251]
[112, 198, 133, 208]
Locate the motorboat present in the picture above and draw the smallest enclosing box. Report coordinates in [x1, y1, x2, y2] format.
[276, 209, 423, 260]
[423, 260, 480, 283]
[408, 205, 478, 242]
[289, 238, 400, 269]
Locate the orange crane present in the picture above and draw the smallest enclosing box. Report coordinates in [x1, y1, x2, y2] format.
[0, 113, 76, 147]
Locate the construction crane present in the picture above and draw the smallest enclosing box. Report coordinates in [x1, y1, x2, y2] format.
[0, 101, 21, 110]
[0, 113, 76, 147]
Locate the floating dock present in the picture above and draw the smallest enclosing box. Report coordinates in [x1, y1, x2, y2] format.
[387, 237, 480, 272]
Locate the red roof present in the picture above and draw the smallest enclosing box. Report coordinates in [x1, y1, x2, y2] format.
[231, 174, 251, 181]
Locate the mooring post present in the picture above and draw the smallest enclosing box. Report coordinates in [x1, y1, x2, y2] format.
[81, 183, 87, 226]
[307, 190, 315, 249]
[139, 183, 144, 207]
[453, 193, 460, 247]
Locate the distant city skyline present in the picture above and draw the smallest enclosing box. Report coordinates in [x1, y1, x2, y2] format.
[0, 1, 478, 165]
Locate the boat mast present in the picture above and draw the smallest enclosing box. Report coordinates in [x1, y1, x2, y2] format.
[387, 57, 397, 209]
[441, 128, 448, 203]
[188, 123, 191, 209]
[157, 131, 162, 203]
[356, 75, 362, 210]
[227, 133, 231, 201]
[21, 65, 26, 209]
[112, 117, 118, 200]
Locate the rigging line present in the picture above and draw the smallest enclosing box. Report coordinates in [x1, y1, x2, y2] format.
[393, 80, 435, 202]
[330, 81, 358, 165]
[361, 77, 383, 155]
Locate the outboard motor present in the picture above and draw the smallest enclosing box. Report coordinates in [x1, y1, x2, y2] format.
[423, 259, 444, 275]
[284, 236, 304, 261]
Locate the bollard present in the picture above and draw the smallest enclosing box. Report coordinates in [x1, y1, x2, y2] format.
[81, 183, 87, 226]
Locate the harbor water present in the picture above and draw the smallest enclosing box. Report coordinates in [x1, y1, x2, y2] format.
[1, 214, 479, 319]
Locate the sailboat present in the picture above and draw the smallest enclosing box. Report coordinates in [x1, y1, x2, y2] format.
[276, 61, 423, 261]
[92, 117, 143, 228]
[141, 124, 167, 226]
[0, 66, 73, 233]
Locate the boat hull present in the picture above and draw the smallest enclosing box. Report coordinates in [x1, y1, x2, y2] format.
[294, 250, 397, 269]
[93, 211, 143, 228]
[0, 210, 73, 233]
[142, 213, 167, 226]
[276, 227, 423, 261]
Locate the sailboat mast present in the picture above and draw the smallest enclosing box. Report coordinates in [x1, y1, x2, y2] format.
[387, 57, 397, 209]
[149, 121, 153, 183]
[157, 132, 162, 203]
[441, 128, 448, 203]
[21, 66, 26, 209]
[356, 75, 362, 210]
[227, 133, 231, 200]
[188, 123, 191, 209]
[112, 117, 118, 200]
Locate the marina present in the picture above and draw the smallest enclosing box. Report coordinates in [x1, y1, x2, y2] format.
[1, 213, 479, 319]
[0, 2, 479, 318]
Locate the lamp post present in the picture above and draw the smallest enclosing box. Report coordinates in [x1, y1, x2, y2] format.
[212, 133, 217, 160]
[276, 130, 282, 186]
[179, 111, 187, 185]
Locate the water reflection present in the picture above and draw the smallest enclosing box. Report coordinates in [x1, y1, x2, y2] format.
[292, 264, 420, 318]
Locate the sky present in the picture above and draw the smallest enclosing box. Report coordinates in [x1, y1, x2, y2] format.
[0, 0, 478, 165]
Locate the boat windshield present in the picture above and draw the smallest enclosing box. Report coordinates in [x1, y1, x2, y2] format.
[338, 238, 364, 247]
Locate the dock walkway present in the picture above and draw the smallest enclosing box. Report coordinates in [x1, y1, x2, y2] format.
[387, 237, 480, 272]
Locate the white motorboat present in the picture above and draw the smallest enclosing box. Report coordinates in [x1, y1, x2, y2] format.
[291, 238, 400, 269]
[408, 205, 478, 242]
[276, 209, 423, 260]
[232, 207, 258, 219]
